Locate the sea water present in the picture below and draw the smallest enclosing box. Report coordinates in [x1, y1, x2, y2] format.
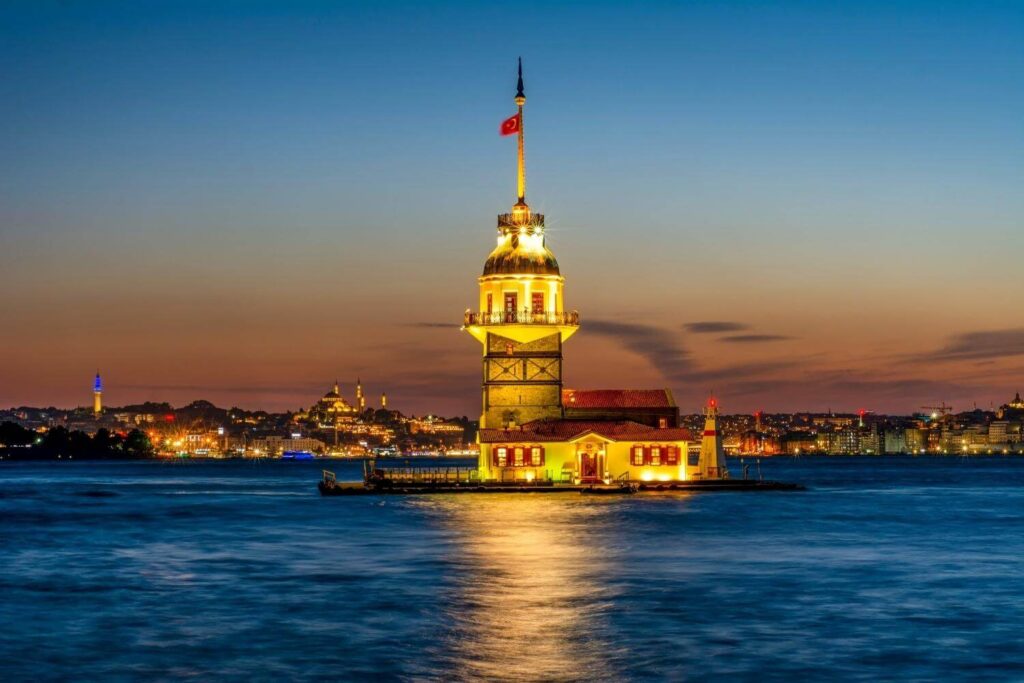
[2, 457, 1023, 681]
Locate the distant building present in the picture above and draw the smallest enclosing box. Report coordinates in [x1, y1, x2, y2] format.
[884, 429, 907, 454]
[829, 430, 860, 455]
[858, 428, 882, 455]
[296, 381, 359, 427]
[989, 421, 1009, 445]
[252, 436, 325, 456]
[93, 372, 102, 416]
[782, 432, 817, 455]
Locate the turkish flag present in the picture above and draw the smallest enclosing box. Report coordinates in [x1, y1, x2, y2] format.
[500, 113, 520, 136]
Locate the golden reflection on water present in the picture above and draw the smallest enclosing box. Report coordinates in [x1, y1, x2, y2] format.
[422, 495, 625, 682]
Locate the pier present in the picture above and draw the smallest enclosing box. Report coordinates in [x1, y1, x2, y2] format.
[316, 465, 805, 496]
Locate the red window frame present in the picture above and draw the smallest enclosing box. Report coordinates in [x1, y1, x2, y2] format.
[630, 444, 680, 466]
[494, 447, 508, 467]
[531, 292, 544, 315]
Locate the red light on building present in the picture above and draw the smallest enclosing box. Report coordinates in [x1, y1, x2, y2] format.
[164, 414, 175, 422]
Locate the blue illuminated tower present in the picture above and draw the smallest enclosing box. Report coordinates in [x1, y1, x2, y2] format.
[93, 372, 102, 416]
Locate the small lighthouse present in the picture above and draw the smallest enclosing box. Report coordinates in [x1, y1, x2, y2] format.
[93, 371, 103, 416]
[699, 397, 729, 479]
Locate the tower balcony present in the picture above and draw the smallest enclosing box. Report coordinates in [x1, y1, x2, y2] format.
[464, 309, 579, 327]
[497, 212, 545, 229]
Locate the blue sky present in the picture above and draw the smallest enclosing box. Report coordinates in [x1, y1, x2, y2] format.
[2, 0, 1022, 414]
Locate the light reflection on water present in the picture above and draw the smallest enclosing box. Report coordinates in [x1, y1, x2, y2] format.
[2, 458, 1024, 681]
[421, 496, 630, 681]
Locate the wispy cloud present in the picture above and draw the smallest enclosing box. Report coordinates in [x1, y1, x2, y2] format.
[720, 334, 792, 344]
[918, 328, 1024, 362]
[586, 319, 697, 376]
[586, 319, 795, 385]
[684, 321, 749, 334]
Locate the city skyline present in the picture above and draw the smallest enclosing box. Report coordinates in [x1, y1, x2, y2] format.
[2, 1, 1022, 416]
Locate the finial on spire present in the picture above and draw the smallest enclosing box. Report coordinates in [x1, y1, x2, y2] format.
[514, 58, 527, 208]
[516, 56, 524, 100]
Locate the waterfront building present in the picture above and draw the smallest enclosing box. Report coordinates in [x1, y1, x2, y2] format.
[252, 435, 325, 457]
[782, 432, 817, 455]
[464, 62, 725, 484]
[884, 429, 907, 454]
[93, 372, 102, 416]
[858, 427, 882, 455]
[829, 430, 860, 455]
[989, 421, 1009, 445]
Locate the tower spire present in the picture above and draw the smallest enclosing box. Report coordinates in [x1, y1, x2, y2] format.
[514, 57, 527, 212]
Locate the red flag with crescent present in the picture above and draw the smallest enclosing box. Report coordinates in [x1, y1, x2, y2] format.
[500, 113, 520, 136]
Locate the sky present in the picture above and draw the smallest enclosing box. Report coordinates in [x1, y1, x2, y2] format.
[1, 0, 1022, 417]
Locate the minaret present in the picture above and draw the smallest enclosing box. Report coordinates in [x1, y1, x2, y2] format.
[381, 392, 388, 409]
[93, 371, 103, 416]
[356, 378, 365, 410]
[699, 397, 729, 479]
[463, 60, 580, 437]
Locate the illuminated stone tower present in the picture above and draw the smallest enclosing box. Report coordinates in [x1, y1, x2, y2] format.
[463, 60, 579, 429]
[356, 378, 365, 411]
[93, 371, 103, 416]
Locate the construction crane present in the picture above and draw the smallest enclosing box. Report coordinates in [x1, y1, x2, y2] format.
[921, 402, 953, 420]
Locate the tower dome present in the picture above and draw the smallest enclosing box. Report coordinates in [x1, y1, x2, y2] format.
[482, 222, 560, 276]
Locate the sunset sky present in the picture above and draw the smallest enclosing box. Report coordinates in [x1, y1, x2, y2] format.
[2, 1, 1022, 416]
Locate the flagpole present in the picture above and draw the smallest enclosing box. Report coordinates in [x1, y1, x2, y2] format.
[515, 57, 526, 208]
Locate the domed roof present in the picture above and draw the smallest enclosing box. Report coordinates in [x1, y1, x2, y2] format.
[482, 234, 560, 276]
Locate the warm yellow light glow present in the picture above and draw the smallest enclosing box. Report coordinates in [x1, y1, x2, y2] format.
[640, 470, 653, 482]
[657, 474, 671, 482]
[524, 471, 535, 482]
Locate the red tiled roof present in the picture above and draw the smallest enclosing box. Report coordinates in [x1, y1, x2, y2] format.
[562, 389, 675, 409]
[479, 419, 692, 443]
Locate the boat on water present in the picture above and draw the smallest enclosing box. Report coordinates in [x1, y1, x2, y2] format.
[281, 450, 316, 461]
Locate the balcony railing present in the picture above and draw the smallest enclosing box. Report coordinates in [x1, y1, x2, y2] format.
[497, 212, 545, 229]
[464, 309, 580, 326]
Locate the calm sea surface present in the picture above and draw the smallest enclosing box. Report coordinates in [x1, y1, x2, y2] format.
[2, 456, 1024, 682]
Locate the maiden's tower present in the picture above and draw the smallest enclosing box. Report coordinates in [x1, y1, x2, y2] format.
[462, 62, 728, 485]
